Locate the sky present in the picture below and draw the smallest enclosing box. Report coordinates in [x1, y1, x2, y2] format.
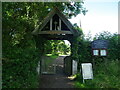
[69, 0, 118, 39]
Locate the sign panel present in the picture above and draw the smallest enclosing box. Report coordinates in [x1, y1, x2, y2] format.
[91, 40, 109, 49]
[100, 50, 107, 56]
[72, 60, 78, 75]
[81, 63, 93, 79]
[93, 50, 99, 56]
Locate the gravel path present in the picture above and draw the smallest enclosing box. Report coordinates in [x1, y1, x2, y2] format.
[39, 56, 74, 88]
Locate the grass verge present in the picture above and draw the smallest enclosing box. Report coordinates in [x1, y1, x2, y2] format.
[74, 60, 120, 89]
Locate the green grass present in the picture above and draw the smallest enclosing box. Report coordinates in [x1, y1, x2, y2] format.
[46, 54, 53, 56]
[74, 60, 120, 88]
[46, 54, 58, 58]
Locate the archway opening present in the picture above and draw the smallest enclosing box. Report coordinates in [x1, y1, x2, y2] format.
[41, 39, 71, 74]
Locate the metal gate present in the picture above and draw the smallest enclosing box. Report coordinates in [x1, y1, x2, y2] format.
[41, 57, 56, 74]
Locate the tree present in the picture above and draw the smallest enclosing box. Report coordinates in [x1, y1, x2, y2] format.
[2, 2, 87, 88]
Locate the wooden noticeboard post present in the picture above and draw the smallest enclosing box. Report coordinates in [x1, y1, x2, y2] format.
[91, 39, 109, 69]
[81, 63, 93, 83]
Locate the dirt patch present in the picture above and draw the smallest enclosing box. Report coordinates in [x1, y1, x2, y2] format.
[39, 56, 74, 88]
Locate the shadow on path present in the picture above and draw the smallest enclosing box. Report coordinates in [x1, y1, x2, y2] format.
[39, 56, 74, 88]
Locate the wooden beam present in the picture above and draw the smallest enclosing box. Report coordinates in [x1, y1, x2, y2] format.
[50, 18, 52, 30]
[40, 34, 73, 40]
[38, 31, 72, 34]
[59, 18, 61, 31]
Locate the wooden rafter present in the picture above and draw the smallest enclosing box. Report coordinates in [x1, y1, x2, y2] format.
[32, 8, 79, 36]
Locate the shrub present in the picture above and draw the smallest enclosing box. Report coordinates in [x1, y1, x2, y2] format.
[2, 47, 40, 88]
[74, 60, 120, 88]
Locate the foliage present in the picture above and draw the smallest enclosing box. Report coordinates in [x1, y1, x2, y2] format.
[77, 31, 120, 64]
[93, 31, 120, 60]
[2, 47, 40, 88]
[94, 31, 113, 40]
[2, 2, 86, 48]
[2, 2, 86, 88]
[44, 40, 70, 55]
[92, 60, 120, 88]
[2, 2, 119, 88]
[75, 31, 120, 88]
[78, 39, 92, 63]
[69, 24, 83, 60]
[74, 60, 120, 88]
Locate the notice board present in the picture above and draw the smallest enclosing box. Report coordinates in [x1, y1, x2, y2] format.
[81, 63, 93, 79]
[91, 40, 109, 49]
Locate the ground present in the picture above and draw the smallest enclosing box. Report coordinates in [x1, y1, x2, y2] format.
[39, 56, 74, 88]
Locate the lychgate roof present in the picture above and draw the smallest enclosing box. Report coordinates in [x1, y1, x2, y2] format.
[32, 8, 79, 39]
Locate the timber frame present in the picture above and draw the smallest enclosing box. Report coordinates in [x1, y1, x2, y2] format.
[32, 7, 80, 40]
[32, 8, 81, 75]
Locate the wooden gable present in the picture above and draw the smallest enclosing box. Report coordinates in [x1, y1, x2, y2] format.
[32, 8, 78, 36]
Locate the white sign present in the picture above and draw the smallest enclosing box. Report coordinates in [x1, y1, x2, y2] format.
[72, 60, 77, 75]
[100, 50, 106, 56]
[81, 63, 93, 80]
[93, 50, 99, 55]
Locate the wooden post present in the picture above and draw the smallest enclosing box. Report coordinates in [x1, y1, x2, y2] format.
[59, 18, 61, 31]
[34, 35, 47, 75]
[92, 57, 95, 70]
[50, 18, 52, 30]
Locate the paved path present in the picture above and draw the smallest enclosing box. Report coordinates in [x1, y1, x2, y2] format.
[39, 56, 74, 88]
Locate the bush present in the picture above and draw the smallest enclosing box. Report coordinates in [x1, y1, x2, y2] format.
[2, 47, 40, 88]
[74, 60, 120, 88]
